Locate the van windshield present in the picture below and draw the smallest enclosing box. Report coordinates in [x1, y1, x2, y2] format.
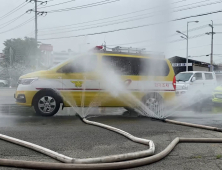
[48, 58, 72, 70]
[176, 73, 193, 82]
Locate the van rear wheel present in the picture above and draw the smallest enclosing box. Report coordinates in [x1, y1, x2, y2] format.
[141, 93, 164, 117]
[33, 91, 60, 117]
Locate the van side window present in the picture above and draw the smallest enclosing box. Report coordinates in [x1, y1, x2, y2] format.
[102, 56, 138, 75]
[140, 58, 170, 76]
[57, 56, 97, 73]
[193, 73, 203, 80]
[102, 55, 170, 76]
[205, 73, 213, 80]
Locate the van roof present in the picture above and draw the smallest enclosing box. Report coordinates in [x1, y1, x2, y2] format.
[93, 46, 165, 58]
[97, 51, 165, 58]
[180, 71, 214, 73]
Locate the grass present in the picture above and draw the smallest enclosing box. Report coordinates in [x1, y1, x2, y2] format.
[191, 155, 202, 159]
[216, 155, 222, 159]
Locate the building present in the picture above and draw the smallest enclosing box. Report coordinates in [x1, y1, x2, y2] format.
[39, 43, 77, 68]
[168, 56, 218, 75]
[39, 44, 53, 68]
[52, 49, 76, 66]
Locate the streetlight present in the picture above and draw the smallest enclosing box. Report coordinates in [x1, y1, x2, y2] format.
[205, 20, 215, 72]
[176, 21, 199, 72]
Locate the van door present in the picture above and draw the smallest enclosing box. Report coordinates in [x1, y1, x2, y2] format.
[192, 72, 204, 92]
[58, 55, 100, 108]
[100, 55, 139, 107]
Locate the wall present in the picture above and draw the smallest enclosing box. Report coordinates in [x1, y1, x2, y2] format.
[193, 65, 209, 72]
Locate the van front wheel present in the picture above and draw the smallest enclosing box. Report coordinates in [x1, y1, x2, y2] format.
[141, 93, 163, 117]
[33, 91, 60, 117]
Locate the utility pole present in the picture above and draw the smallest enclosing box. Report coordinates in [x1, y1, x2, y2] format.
[9, 47, 13, 88]
[35, 0, 38, 43]
[206, 20, 215, 72]
[26, 0, 47, 70]
[176, 21, 199, 72]
[210, 20, 214, 72]
[26, 0, 47, 42]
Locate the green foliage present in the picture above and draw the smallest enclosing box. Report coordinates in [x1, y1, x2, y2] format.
[2, 37, 41, 66]
[0, 37, 43, 85]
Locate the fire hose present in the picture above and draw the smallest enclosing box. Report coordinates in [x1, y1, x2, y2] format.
[0, 116, 221, 169]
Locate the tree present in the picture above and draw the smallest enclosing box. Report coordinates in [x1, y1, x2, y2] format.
[1, 37, 43, 86]
[3, 37, 41, 66]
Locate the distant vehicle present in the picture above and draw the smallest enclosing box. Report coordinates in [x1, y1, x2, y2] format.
[212, 86, 222, 104]
[176, 71, 217, 96]
[15, 46, 176, 117]
[0, 79, 8, 87]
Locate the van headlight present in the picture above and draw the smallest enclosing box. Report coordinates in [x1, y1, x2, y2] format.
[18, 77, 38, 85]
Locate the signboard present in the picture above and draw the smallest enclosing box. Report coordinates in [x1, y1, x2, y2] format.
[172, 63, 192, 67]
[39, 44, 53, 52]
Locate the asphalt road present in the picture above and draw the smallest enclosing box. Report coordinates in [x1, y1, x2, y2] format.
[1, 88, 222, 169]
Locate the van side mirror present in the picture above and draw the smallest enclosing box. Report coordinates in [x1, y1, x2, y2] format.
[191, 77, 196, 82]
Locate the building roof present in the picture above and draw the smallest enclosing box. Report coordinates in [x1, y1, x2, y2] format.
[168, 56, 218, 66]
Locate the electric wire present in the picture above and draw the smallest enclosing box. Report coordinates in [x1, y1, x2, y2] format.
[39, 0, 221, 32]
[38, 0, 205, 31]
[0, 13, 26, 29]
[47, 0, 120, 13]
[0, 2, 28, 21]
[0, 17, 34, 35]
[173, 0, 220, 11]
[38, 0, 76, 9]
[38, 0, 221, 36]
[38, 14, 158, 36]
[173, 9, 222, 21]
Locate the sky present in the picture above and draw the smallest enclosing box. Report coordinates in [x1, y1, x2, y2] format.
[0, 0, 222, 64]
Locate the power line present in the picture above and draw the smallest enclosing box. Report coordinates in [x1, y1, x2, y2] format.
[47, 0, 120, 13]
[38, 0, 221, 34]
[39, 13, 153, 32]
[173, 0, 222, 13]
[47, 0, 214, 14]
[40, 12, 154, 32]
[0, 2, 28, 21]
[173, 9, 222, 21]
[38, 0, 76, 9]
[0, 17, 34, 35]
[38, 7, 222, 40]
[39, 22, 161, 40]
[0, 13, 26, 29]
[38, 0, 195, 31]
[38, 5, 213, 35]
[38, 15, 209, 37]
[38, 14, 158, 36]
[38, 22, 207, 41]
[172, 0, 187, 4]
[173, 0, 212, 9]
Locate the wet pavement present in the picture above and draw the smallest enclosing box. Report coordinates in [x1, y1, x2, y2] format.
[1, 88, 222, 169]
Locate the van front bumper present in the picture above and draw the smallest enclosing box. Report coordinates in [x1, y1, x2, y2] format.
[14, 94, 26, 103]
[14, 91, 37, 106]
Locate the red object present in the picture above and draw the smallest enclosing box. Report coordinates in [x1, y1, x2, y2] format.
[172, 75, 176, 91]
[39, 44, 53, 52]
[95, 46, 103, 50]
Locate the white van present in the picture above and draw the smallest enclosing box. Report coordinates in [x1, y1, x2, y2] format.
[175, 71, 217, 96]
